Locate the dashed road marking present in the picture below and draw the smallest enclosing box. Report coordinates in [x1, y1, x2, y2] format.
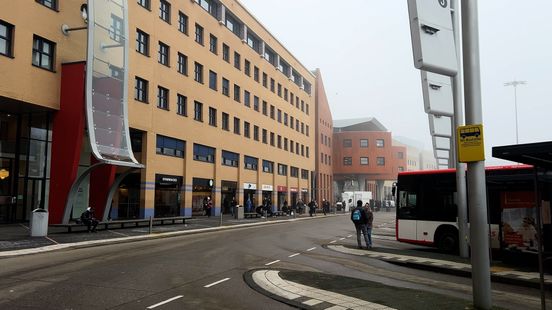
[306, 247, 316, 252]
[339, 237, 346, 240]
[265, 260, 281, 266]
[347, 234, 353, 238]
[329, 240, 337, 244]
[288, 253, 300, 258]
[147, 295, 183, 309]
[204, 277, 231, 288]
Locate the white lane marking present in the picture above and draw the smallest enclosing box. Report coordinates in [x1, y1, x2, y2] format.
[265, 260, 281, 266]
[306, 247, 316, 252]
[288, 253, 300, 258]
[108, 230, 129, 237]
[347, 234, 353, 238]
[339, 237, 346, 240]
[204, 277, 231, 288]
[329, 240, 337, 244]
[146, 295, 183, 309]
[45, 236, 59, 244]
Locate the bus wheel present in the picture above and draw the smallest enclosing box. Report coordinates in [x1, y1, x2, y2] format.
[437, 229, 458, 253]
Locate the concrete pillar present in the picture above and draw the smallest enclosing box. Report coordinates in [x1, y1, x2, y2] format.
[219, 5, 225, 24]
[242, 24, 248, 42]
[260, 41, 266, 57]
[141, 131, 156, 219]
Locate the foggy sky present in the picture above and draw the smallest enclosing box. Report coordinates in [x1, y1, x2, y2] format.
[238, 0, 552, 165]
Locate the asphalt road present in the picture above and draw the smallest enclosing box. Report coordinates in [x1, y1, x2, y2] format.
[0, 213, 548, 309]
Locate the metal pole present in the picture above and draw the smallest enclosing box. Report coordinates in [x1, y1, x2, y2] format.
[451, 0, 469, 259]
[149, 216, 153, 234]
[514, 85, 519, 144]
[461, 0, 492, 308]
[533, 168, 546, 310]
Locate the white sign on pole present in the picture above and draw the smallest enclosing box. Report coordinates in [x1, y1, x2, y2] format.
[422, 71, 454, 116]
[408, 0, 458, 76]
[432, 136, 451, 150]
[428, 114, 452, 137]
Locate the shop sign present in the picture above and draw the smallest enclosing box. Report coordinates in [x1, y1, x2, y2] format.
[277, 186, 287, 192]
[243, 183, 257, 190]
[290, 187, 298, 193]
[161, 177, 178, 183]
[261, 184, 273, 191]
[301, 188, 308, 193]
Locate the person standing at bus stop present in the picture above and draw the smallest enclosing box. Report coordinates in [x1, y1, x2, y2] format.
[364, 202, 374, 248]
[351, 200, 370, 249]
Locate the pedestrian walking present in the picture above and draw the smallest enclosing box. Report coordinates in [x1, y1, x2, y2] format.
[322, 199, 330, 215]
[364, 203, 374, 248]
[206, 197, 212, 217]
[351, 200, 370, 249]
[308, 200, 316, 217]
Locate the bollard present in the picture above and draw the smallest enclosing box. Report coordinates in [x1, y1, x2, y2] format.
[149, 216, 153, 234]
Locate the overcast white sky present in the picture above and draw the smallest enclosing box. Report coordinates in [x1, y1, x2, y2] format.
[239, 0, 552, 165]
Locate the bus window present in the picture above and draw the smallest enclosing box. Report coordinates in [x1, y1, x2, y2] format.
[398, 191, 417, 219]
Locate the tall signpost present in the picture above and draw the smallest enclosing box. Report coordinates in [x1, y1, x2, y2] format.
[408, 0, 491, 308]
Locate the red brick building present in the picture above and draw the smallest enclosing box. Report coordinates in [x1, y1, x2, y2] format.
[332, 118, 406, 205]
[314, 69, 333, 205]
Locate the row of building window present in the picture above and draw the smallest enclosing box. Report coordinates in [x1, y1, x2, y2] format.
[155, 134, 309, 179]
[320, 153, 332, 166]
[343, 138, 385, 148]
[320, 133, 331, 148]
[343, 157, 386, 166]
[144, 88, 311, 157]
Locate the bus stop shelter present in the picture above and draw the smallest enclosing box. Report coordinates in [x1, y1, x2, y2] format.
[493, 141, 552, 308]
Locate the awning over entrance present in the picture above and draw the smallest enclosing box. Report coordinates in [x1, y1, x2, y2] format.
[492, 141, 552, 169]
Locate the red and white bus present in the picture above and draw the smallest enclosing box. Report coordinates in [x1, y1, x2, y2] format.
[395, 165, 551, 253]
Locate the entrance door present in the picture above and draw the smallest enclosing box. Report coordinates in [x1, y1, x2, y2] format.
[0, 158, 14, 223]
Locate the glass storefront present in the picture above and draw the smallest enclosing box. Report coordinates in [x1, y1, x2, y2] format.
[192, 177, 213, 216]
[0, 112, 51, 223]
[117, 173, 141, 219]
[154, 174, 182, 217]
[221, 180, 237, 214]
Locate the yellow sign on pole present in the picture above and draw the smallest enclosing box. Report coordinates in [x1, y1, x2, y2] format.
[457, 124, 485, 162]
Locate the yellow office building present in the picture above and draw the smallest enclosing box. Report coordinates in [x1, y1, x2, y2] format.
[0, 0, 316, 222]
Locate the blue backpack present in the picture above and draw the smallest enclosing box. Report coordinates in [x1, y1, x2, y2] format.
[352, 209, 361, 222]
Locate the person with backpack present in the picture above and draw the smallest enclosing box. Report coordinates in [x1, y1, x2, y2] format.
[351, 200, 371, 249]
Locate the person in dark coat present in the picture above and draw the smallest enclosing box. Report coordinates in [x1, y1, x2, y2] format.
[80, 207, 99, 233]
[351, 200, 371, 249]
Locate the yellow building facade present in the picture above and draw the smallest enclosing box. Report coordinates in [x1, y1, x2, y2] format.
[0, 0, 315, 222]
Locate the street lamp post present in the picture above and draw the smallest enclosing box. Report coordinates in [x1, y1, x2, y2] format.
[504, 80, 527, 144]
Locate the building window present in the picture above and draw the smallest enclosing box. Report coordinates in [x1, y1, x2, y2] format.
[262, 129, 267, 144]
[135, 77, 148, 103]
[262, 160, 274, 173]
[0, 20, 14, 57]
[177, 94, 187, 116]
[109, 14, 123, 43]
[136, 29, 149, 56]
[159, 0, 171, 23]
[277, 84, 282, 97]
[398, 152, 404, 159]
[225, 14, 241, 37]
[233, 117, 240, 135]
[343, 139, 352, 148]
[193, 144, 215, 163]
[178, 11, 188, 34]
[244, 121, 250, 138]
[253, 96, 259, 111]
[36, 0, 57, 10]
[222, 44, 229, 62]
[157, 86, 169, 110]
[209, 34, 217, 54]
[290, 167, 299, 178]
[194, 62, 203, 83]
[222, 113, 229, 131]
[290, 140, 294, 153]
[195, 23, 204, 45]
[262, 101, 268, 116]
[270, 78, 275, 92]
[222, 150, 239, 167]
[244, 60, 251, 76]
[253, 125, 259, 141]
[177, 52, 187, 75]
[376, 139, 385, 148]
[32, 35, 55, 71]
[301, 169, 309, 180]
[290, 116, 294, 129]
[156, 135, 185, 158]
[244, 156, 258, 170]
[343, 157, 352, 166]
[262, 73, 267, 87]
[246, 33, 260, 52]
[360, 139, 368, 148]
[138, 0, 150, 10]
[360, 157, 369, 165]
[222, 78, 229, 96]
[270, 105, 275, 119]
[244, 90, 250, 107]
[270, 132, 275, 146]
[233, 84, 241, 102]
[277, 135, 282, 148]
[284, 138, 288, 151]
[254, 67, 259, 82]
[278, 164, 287, 176]
[234, 52, 241, 70]
[208, 107, 217, 127]
[377, 157, 385, 166]
[194, 101, 203, 122]
[398, 166, 405, 172]
[277, 109, 282, 123]
[209, 70, 217, 90]
[158, 41, 169, 66]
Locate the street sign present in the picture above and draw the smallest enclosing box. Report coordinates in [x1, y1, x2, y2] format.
[428, 114, 452, 137]
[457, 124, 485, 162]
[422, 71, 453, 116]
[408, 0, 458, 76]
